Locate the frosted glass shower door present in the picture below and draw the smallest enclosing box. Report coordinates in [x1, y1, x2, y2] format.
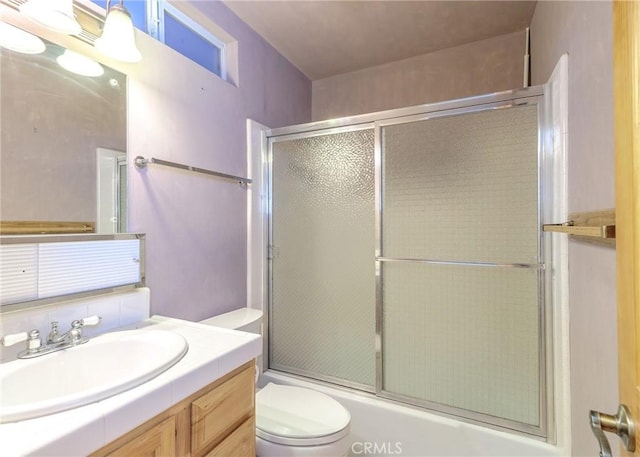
[380, 105, 544, 431]
[269, 128, 376, 389]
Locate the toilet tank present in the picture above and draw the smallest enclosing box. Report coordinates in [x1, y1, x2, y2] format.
[200, 308, 263, 334]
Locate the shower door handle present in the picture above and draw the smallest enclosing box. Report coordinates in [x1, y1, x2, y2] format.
[589, 404, 636, 457]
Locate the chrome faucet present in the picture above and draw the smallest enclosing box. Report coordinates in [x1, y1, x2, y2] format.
[1, 315, 101, 359]
[47, 317, 99, 346]
[47, 321, 62, 344]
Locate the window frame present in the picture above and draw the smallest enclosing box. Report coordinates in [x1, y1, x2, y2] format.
[148, 0, 227, 80]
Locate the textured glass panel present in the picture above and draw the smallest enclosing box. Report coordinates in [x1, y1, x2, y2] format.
[382, 105, 539, 264]
[38, 240, 141, 298]
[382, 262, 540, 426]
[270, 129, 376, 387]
[0, 245, 38, 305]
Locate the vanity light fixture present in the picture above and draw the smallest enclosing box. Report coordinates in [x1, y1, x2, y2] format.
[56, 49, 104, 77]
[19, 0, 82, 35]
[0, 21, 45, 54]
[94, 0, 141, 63]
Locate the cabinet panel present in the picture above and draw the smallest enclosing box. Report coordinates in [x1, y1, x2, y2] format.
[191, 364, 254, 455]
[106, 416, 175, 457]
[205, 416, 255, 457]
[90, 360, 255, 457]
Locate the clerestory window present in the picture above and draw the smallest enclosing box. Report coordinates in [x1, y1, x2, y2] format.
[90, 0, 226, 79]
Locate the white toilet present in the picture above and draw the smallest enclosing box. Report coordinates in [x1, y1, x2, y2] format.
[200, 308, 352, 457]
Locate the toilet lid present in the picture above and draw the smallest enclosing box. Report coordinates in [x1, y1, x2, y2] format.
[256, 383, 350, 443]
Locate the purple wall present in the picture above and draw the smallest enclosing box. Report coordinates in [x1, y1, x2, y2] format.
[126, 1, 311, 321]
[530, 1, 616, 455]
[312, 31, 526, 121]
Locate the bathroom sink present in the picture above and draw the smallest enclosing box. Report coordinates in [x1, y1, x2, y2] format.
[0, 329, 188, 423]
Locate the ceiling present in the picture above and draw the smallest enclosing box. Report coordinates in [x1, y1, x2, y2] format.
[223, 0, 536, 81]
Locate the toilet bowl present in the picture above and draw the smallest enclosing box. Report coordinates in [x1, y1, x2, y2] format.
[200, 308, 352, 457]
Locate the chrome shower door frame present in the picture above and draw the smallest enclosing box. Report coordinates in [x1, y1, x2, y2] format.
[266, 123, 377, 393]
[264, 85, 556, 440]
[374, 96, 549, 438]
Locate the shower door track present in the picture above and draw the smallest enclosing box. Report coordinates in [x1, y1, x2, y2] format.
[267, 87, 544, 139]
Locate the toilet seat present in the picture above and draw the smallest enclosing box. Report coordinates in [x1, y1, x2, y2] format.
[256, 383, 350, 446]
[257, 426, 350, 447]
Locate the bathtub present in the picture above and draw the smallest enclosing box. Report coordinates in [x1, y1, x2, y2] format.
[259, 371, 562, 457]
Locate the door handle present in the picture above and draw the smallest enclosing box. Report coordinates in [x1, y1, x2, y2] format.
[590, 404, 636, 457]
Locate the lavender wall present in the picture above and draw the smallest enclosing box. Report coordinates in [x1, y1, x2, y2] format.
[126, 1, 311, 321]
[530, 2, 617, 456]
[312, 31, 526, 121]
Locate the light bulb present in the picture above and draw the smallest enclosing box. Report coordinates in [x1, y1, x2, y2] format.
[94, 4, 141, 63]
[57, 49, 104, 77]
[0, 22, 46, 54]
[19, 0, 82, 35]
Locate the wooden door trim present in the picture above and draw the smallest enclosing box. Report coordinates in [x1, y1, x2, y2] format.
[614, 1, 640, 455]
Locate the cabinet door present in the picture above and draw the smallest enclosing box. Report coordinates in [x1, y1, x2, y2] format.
[191, 364, 254, 454]
[205, 417, 255, 457]
[106, 416, 176, 457]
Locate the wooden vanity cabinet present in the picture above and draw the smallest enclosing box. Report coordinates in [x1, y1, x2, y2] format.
[91, 360, 256, 457]
[102, 416, 177, 457]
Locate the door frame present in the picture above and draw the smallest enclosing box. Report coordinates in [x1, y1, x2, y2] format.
[614, 1, 639, 455]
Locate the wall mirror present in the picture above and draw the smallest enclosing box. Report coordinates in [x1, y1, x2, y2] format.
[0, 32, 127, 235]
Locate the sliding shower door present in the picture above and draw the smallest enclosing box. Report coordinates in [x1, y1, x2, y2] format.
[378, 105, 544, 432]
[269, 127, 377, 389]
[267, 94, 549, 436]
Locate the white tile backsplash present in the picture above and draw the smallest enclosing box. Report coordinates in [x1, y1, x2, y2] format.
[119, 288, 151, 327]
[86, 295, 122, 337]
[0, 288, 150, 363]
[48, 303, 90, 333]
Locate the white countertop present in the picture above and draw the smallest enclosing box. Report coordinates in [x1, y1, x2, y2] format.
[0, 315, 262, 457]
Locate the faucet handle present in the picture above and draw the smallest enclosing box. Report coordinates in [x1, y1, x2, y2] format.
[1, 331, 28, 347]
[2, 330, 41, 355]
[70, 315, 101, 330]
[25, 330, 42, 353]
[66, 316, 101, 346]
[80, 315, 101, 326]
